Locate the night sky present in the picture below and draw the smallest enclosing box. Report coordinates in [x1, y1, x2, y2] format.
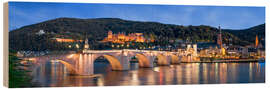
[9, 2, 265, 30]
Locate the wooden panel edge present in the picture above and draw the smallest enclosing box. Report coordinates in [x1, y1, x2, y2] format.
[3, 2, 9, 88]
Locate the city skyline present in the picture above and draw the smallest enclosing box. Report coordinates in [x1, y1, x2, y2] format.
[9, 2, 265, 30]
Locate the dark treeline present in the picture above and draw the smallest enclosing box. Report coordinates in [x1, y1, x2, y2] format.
[9, 17, 265, 51]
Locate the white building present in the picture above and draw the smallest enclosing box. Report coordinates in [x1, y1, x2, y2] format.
[36, 30, 45, 35]
[186, 44, 198, 57]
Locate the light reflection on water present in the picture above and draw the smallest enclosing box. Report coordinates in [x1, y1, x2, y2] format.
[31, 60, 265, 87]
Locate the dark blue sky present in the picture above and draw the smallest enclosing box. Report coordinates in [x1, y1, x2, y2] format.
[9, 2, 265, 30]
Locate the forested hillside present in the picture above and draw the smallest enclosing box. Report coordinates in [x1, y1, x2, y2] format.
[9, 18, 265, 51]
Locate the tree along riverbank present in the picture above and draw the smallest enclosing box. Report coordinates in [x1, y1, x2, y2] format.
[9, 50, 32, 88]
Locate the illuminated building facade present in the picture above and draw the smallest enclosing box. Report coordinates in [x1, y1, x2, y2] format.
[102, 30, 147, 43]
[186, 44, 198, 57]
[52, 38, 83, 43]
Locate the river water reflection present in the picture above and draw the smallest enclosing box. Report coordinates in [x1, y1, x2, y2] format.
[31, 58, 265, 87]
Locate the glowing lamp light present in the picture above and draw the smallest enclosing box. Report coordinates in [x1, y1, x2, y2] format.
[67, 54, 74, 58]
[153, 67, 160, 72]
[76, 44, 79, 48]
[28, 58, 36, 61]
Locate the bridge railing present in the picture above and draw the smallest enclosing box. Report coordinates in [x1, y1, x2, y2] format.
[83, 49, 179, 54]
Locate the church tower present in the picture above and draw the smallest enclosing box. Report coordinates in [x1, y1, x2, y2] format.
[217, 25, 222, 49]
[108, 30, 113, 39]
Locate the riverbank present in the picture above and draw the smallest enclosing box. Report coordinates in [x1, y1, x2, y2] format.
[18, 50, 78, 58]
[9, 50, 33, 88]
[181, 59, 264, 63]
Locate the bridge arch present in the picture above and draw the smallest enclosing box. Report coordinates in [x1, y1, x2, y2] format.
[170, 54, 180, 64]
[30, 59, 79, 75]
[94, 55, 123, 70]
[156, 54, 169, 65]
[53, 60, 78, 75]
[135, 53, 151, 68]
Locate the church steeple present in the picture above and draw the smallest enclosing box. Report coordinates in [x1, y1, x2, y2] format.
[217, 25, 222, 49]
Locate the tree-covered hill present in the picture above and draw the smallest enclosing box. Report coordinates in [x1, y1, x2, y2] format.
[9, 17, 265, 51]
[223, 24, 265, 46]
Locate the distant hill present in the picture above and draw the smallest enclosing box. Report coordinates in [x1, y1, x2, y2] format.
[9, 17, 265, 51]
[223, 24, 265, 46]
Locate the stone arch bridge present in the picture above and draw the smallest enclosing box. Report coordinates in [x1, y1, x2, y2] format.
[23, 49, 183, 75]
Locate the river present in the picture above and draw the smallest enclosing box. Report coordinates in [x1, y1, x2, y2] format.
[29, 57, 265, 87]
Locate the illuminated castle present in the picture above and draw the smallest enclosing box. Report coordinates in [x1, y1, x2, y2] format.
[255, 35, 259, 48]
[102, 30, 146, 43]
[254, 35, 263, 48]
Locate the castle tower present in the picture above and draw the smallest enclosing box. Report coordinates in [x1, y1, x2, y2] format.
[84, 38, 89, 50]
[108, 30, 113, 39]
[255, 35, 259, 48]
[217, 25, 222, 49]
[193, 44, 197, 56]
[187, 44, 191, 51]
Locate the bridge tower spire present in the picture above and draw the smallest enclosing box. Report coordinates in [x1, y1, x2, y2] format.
[84, 35, 89, 50]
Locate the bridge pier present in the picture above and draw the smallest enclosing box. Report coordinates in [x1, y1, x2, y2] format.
[76, 54, 94, 75]
[116, 55, 130, 70]
[165, 55, 171, 65]
[145, 56, 155, 68]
